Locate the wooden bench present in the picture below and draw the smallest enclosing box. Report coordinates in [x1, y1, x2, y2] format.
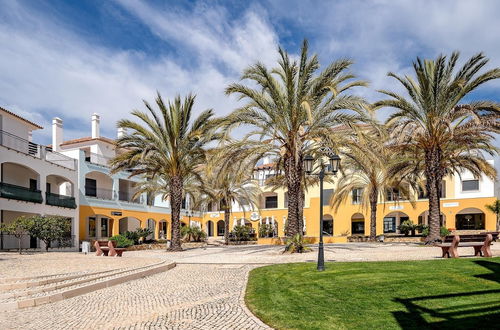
[94, 240, 126, 257]
[438, 234, 493, 258]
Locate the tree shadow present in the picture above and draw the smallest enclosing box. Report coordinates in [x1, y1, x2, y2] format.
[473, 260, 500, 284]
[392, 289, 500, 329]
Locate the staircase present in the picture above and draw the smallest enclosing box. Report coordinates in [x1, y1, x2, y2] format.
[0, 260, 175, 311]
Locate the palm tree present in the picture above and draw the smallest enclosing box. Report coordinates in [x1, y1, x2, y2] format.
[223, 39, 368, 237]
[110, 93, 218, 251]
[195, 154, 261, 245]
[485, 199, 500, 232]
[375, 52, 500, 242]
[330, 126, 414, 240]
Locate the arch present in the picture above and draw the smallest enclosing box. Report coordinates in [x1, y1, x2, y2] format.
[455, 208, 485, 230]
[158, 219, 168, 239]
[351, 213, 365, 235]
[217, 220, 225, 236]
[147, 218, 156, 240]
[322, 214, 334, 236]
[417, 210, 446, 227]
[46, 174, 74, 196]
[84, 171, 113, 199]
[383, 211, 410, 234]
[86, 214, 114, 239]
[1, 162, 41, 189]
[206, 220, 214, 237]
[119, 217, 141, 234]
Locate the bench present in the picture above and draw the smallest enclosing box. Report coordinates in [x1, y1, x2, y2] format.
[438, 234, 493, 258]
[94, 240, 126, 257]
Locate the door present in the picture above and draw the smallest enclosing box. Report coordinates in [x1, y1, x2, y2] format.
[29, 179, 37, 191]
[383, 217, 396, 233]
[85, 178, 97, 197]
[207, 221, 214, 237]
[100, 218, 109, 238]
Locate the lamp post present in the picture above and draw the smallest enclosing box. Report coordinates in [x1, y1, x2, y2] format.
[304, 150, 340, 271]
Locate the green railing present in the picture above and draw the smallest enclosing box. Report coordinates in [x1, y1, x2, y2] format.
[46, 192, 77, 209]
[0, 182, 43, 203]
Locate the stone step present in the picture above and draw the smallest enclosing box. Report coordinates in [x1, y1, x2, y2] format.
[0, 260, 176, 311]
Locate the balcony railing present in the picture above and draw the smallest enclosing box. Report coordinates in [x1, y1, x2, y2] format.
[0, 182, 43, 203]
[46, 192, 77, 209]
[119, 191, 142, 204]
[85, 152, 113, 167]
[85, 186, 114, 200]
[0, 130, 76, 170]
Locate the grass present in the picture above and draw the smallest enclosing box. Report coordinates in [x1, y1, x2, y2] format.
[245, 258, 500, 329]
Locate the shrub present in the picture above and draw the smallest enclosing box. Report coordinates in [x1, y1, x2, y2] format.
[124, 230, 140, 244]
[421, 225, 430, 237]
[258, 223, 276, 238]
[284, 234, 311, 253]
[135, 227, 153, 242]
[25, 215, 72, 251]
[181, 226, 207, 242]
[109, 235, 134, 248]
[0, 216, 33, 254]
[440, 226, 451, 237]
[230, 225, 253, 242]
[398, 220, 416, 236]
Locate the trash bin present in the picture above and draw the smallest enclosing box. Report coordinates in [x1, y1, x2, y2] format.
[81, 241, 91, 254]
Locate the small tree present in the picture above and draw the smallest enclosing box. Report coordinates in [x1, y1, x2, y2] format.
[0, 216, 33, 254]
[27, 215, 72, 252]
[485, 200, 500, 232]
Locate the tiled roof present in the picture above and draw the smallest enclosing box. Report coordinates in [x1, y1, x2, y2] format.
[0, 106, 43, 129]
[60, 136, 115, 146]
[255, 163, 276, 170]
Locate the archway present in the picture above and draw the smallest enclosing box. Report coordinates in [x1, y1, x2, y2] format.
[158, 220, 168, 239]
[351, 213, 365, 235]
[119, 217, 141, 234]
[217, 220, 225, 236]
[206, 220, 214, 237]
[322, 214, 334, 236]
[456, 208, 485, 230]
[1, 162, 42, 203]
[383, 211, 409, 234]
[417, 210, 446, 227]
[85, 171, 113, 199]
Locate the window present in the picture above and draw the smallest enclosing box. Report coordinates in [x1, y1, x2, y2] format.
[265, 196, 278, 209]
[462, 179, 479, 191]
[88, 217, 96, 237]
[322, 219, 333, 236]
[29, 179, 37, 191]
[85, 178, 97, 197]
[352, 188, 362, 204]
[351, 221, 364, 234]
[323, 189, 333, 206]
[100, 218, 109, 237]
[386, 189, 400, 202]
[182, 197, 187, 209]
[418, 181, 446, 199]
[46, 182, 51, 194]
[456, 213, 484, 230]
[383, 217, 396, 233]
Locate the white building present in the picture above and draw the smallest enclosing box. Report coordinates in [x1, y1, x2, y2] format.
[0, 107, 79, 250]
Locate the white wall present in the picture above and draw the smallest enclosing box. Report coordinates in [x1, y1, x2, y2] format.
[454, 160, 495, 199]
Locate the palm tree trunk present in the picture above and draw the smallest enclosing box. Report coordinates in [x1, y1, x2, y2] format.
[224, 209, 230, 245]
[425, 148, 443, 243]
[284, 154, 302, 237]
[369, 189, 378, 241]
[169, 175, 183, 251]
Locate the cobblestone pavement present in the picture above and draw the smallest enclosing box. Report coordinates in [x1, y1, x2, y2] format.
[0, 264, 269, 330]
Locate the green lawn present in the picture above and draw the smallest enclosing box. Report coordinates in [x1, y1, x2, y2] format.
[245, 258, 500, 329]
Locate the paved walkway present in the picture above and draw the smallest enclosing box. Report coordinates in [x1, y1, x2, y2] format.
[2, 243, 499, 329]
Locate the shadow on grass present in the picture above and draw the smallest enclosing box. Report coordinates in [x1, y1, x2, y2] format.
[392, 289, 500, 329]
[473, 260, 500, 284]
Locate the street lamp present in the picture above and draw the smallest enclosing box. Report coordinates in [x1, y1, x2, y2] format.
[304, 149, 340, 271]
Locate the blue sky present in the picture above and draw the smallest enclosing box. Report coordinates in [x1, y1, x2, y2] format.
[1, 0, 500, 144]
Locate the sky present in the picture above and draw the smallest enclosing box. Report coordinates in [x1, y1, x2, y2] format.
[1, 0, 500, 144]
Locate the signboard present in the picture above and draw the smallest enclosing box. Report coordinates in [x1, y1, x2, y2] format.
[389, 205, 403, 211]
[443, 202, 459, 208]
[209, 212, 220, 218]
[250, 212, 260, 221]
[111, 211, 122, 216]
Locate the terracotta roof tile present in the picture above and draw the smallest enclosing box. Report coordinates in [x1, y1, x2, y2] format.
[255, 163, 276, 170]
[60, 136, 115, 146]
[0, 106, 43, 129]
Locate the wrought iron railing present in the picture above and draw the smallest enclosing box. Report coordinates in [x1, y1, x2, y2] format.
[46, 192, 77, 209]
[0, 182, 43, 203]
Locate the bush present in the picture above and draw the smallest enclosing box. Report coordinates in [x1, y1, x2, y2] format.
[109, 235, 134, 248]
[421, 225, 449, 238]
[230, 225, 253, 242]
[25, 215, 72, 251]
[135, 227, 153, 242]
[181, 226, 207, 242]
[421, 225, 430, 237]
[124, 230, 140, 244]
[398, 220, 416, 236]
[258, 223, 276, 238]
[284, 234, 311, 253]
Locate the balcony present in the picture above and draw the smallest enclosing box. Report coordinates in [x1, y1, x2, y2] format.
[85, 152, 112, 167]
[0, 130, 76, 170]
[46, 192, 77, 209]
[0, 182, 43, 203]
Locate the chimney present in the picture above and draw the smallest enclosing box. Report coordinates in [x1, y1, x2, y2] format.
[52, 117, 63, 151]
[117, 127, 126, 139]
[91, 113, 100, 139]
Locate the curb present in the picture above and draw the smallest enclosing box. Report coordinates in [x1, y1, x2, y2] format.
[239, 265, 272, 329]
